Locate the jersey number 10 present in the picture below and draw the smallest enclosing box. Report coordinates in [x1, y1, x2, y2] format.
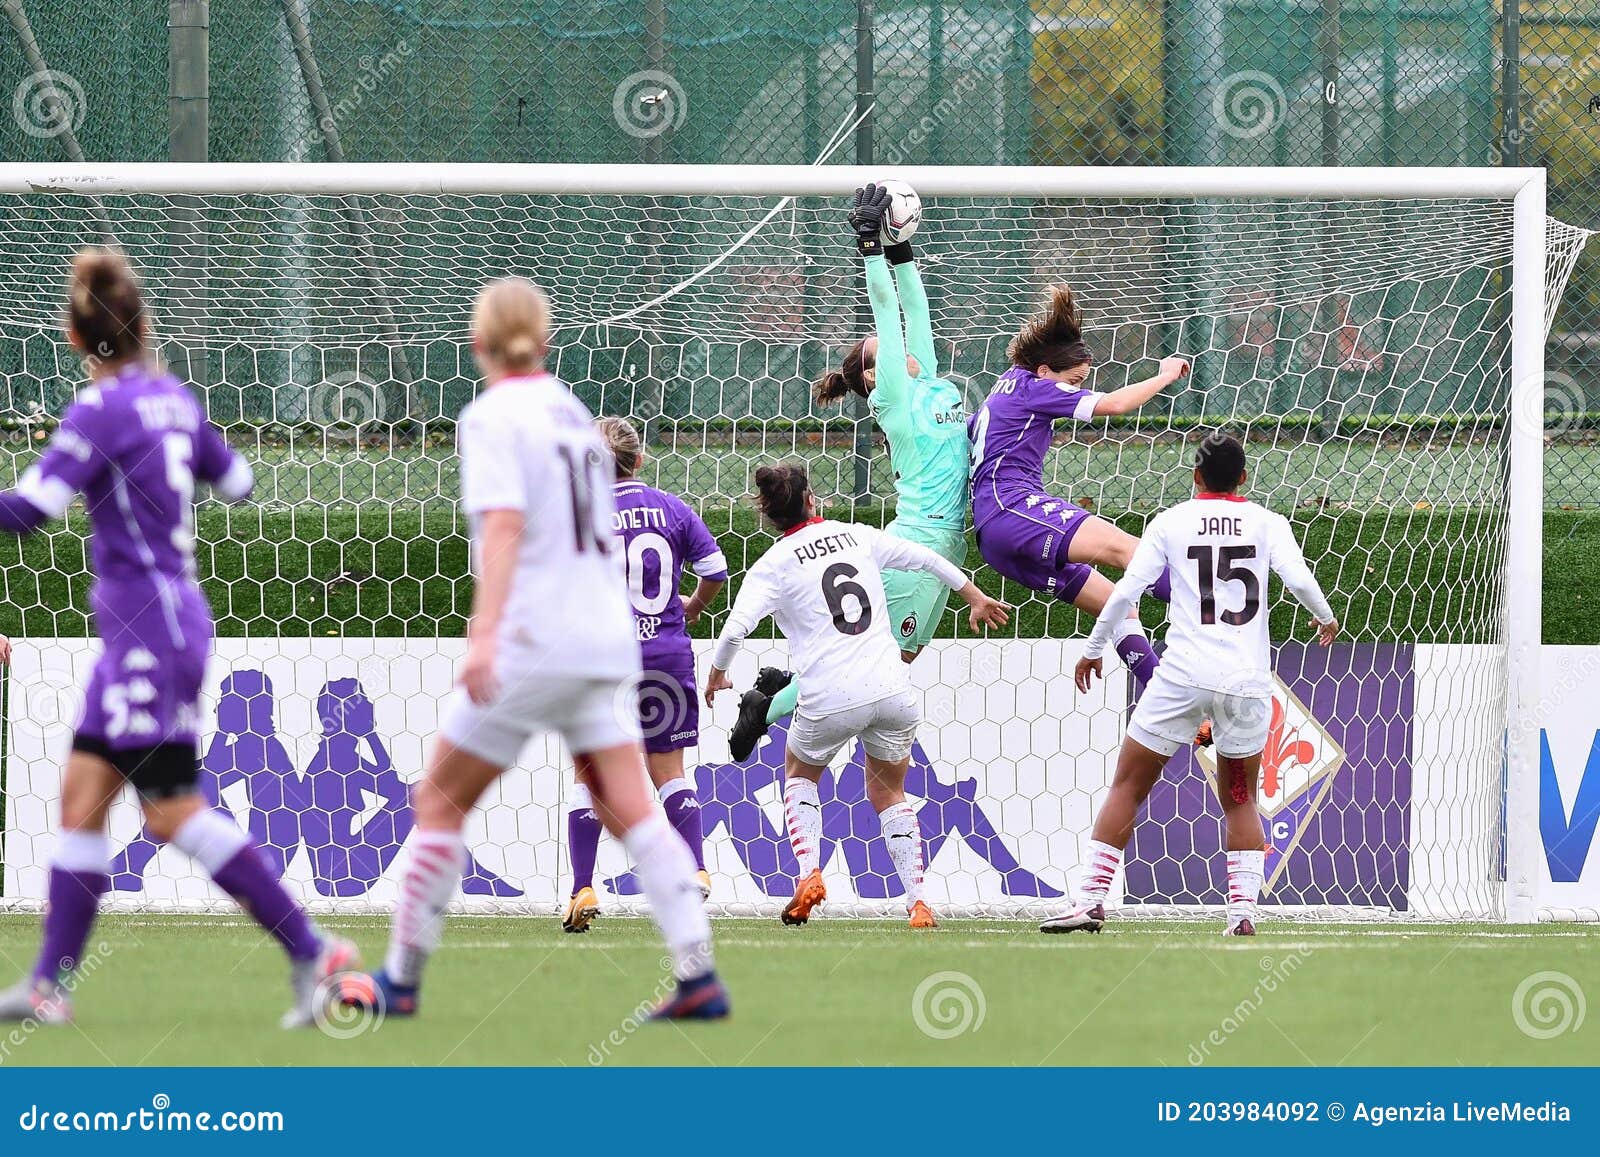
[1186, 543, 1261, 626]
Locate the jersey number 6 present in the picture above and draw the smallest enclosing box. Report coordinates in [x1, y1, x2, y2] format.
[822, 562, 873, 635]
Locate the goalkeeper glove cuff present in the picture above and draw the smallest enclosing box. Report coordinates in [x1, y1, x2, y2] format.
[884, 241, 915, 265]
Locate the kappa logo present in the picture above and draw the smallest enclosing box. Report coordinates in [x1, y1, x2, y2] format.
[1193, 677, 1345, 894]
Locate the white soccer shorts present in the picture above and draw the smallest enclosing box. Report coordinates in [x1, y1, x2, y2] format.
[441, 656, 641, 768]
[787, 690, 921, 767]
[1127, 671, 1270, 759]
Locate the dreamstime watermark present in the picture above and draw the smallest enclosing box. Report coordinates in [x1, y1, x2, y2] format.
[1511, 370, 1588, 440]
[0, 940, 113, 1065]
[285, 41, 414, 161]
[13, 663, 82, 743]
[307, 371, 390, 441]
[613, 668, 696, 751]
[311, 974, 384, 1040]
[586, 947, 714, 1064]
[1212, 71, 1288, 141]
[612, 70, 687, 140]
[911, 970, 986, 1039]
[12, 69, 85, 140]
[1185, 948, 1314, 1065]
[1511, 970, 1587, 1040]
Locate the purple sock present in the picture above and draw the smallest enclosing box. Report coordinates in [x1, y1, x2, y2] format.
[661, 787, 706, 871]
[568, 806, 602, 893]
[32, 868, 108, 986]
[1116, 632, 1161, 687]
[212, 843, 322, 962]
[1147, 566, 1172, 603]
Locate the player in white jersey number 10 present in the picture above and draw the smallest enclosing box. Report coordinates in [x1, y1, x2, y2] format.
[339, 277, 727, 1021]
[1041, 433, 1338, 937]
[705, 464, 1009, 928]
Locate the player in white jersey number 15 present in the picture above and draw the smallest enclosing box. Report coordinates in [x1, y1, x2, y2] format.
[339, 277, 727, 1021]
[1041, 433, 1338, 937]
[704, 464, 1009, 928]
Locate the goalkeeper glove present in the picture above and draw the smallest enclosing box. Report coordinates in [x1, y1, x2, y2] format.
[849, 184, 891, 257]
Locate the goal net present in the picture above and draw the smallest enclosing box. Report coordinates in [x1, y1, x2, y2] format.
[0, 165, 1585, 922]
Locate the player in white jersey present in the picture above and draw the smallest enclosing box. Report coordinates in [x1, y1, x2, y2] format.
[341, 278, 727, 1020]
[1041, 433, 1338, 937]
[705, 464, 1009, 928]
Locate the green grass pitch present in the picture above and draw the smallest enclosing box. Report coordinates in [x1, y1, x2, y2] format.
[0, 915, 1594, 1066]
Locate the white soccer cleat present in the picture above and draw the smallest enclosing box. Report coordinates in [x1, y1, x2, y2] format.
[1039, 902, 1106, 934]
[0, 978, 74, 1024]
[281, 935, 361, 1030]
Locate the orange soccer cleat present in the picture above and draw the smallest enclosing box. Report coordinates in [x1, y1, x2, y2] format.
[1194, 719, 1214, 748]
[781, 869, 827, 926]
[908, 900, 938, 929]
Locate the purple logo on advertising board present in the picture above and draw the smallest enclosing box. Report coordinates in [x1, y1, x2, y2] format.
[1125, 643, 1414, 908]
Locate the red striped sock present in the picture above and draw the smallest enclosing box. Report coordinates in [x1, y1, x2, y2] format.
[1079, 839, 1123, 907]
[783, 778, 822, 875]
[385, 829, 465, 986]
[1226, 850, 1265, 926]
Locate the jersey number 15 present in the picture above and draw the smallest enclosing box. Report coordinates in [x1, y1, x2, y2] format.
[1186, 544, 1261, 626]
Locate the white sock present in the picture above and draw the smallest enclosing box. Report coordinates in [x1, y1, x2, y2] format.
[1226, 849, 1265, 926]
[569, 783, 592, 810]
[1079, 838, 1123, 907]
[783, 778, 823, 875]
[170, 808, 250, 874]
[54, 829, 110, 873]
[623, 813, 713, 981]
[656, 777, 693, 803]
[878, 801, 924, 908]
[385, 830, 465, 987]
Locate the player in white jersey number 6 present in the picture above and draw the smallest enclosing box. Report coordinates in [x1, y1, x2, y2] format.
[1042, 433, 1338, 937]
[340, 278, 726, 1021]
[705, 464, 1009, 929]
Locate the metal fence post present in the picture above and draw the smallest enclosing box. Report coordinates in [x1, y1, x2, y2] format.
[168, 1, 209, 393]
[1501, 0, 1521, 167]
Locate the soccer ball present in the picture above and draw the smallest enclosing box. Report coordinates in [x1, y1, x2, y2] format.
[877, 179, 922, 244]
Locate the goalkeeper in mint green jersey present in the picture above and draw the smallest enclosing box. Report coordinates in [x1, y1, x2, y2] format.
[727, 184, 971, 761]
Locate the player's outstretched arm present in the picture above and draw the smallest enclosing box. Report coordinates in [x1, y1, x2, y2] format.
[850, 186, 911, 408]
[1091, 356, 1189, 416]
[1267, 514, 1338, 645]
[706, 564, 779, 704]
[864, 526, 1009, 632]
[681, 507, 730, 629]
[889, 250, 938, 381]
[194, 419, 255, 504]
[0, 400, 108, 536]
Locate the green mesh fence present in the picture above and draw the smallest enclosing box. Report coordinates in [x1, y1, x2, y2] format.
[5, 0, 1600, 513]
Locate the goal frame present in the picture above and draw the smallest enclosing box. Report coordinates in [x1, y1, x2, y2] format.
[0, 162, 1548, 922]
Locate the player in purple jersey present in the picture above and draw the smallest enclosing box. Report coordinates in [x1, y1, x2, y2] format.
[561, 417, 728, 932]
[969, 285, 1189, 693]
[0, 249, 356, 1029]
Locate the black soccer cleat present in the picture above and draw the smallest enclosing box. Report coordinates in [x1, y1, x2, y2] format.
[728, 689, 772, 762]
[728, 669, 792, 762]
[754, 667, 793, 698]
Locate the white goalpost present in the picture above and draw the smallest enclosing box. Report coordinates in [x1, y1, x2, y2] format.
[0, 163, 1585, 923]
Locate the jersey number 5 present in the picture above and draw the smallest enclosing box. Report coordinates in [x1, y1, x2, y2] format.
[821, 562, 873, 636]
[1187, 544, 1261, 626]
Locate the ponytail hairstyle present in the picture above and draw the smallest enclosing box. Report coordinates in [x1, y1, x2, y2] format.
[814, 336, 874, 404]
[596, 415, 643, 479]
[1008, 285, 1092, 373]
[67, 247, 146, 363]
[753, 463, 811, 531]
[472, 276, 550, 373]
